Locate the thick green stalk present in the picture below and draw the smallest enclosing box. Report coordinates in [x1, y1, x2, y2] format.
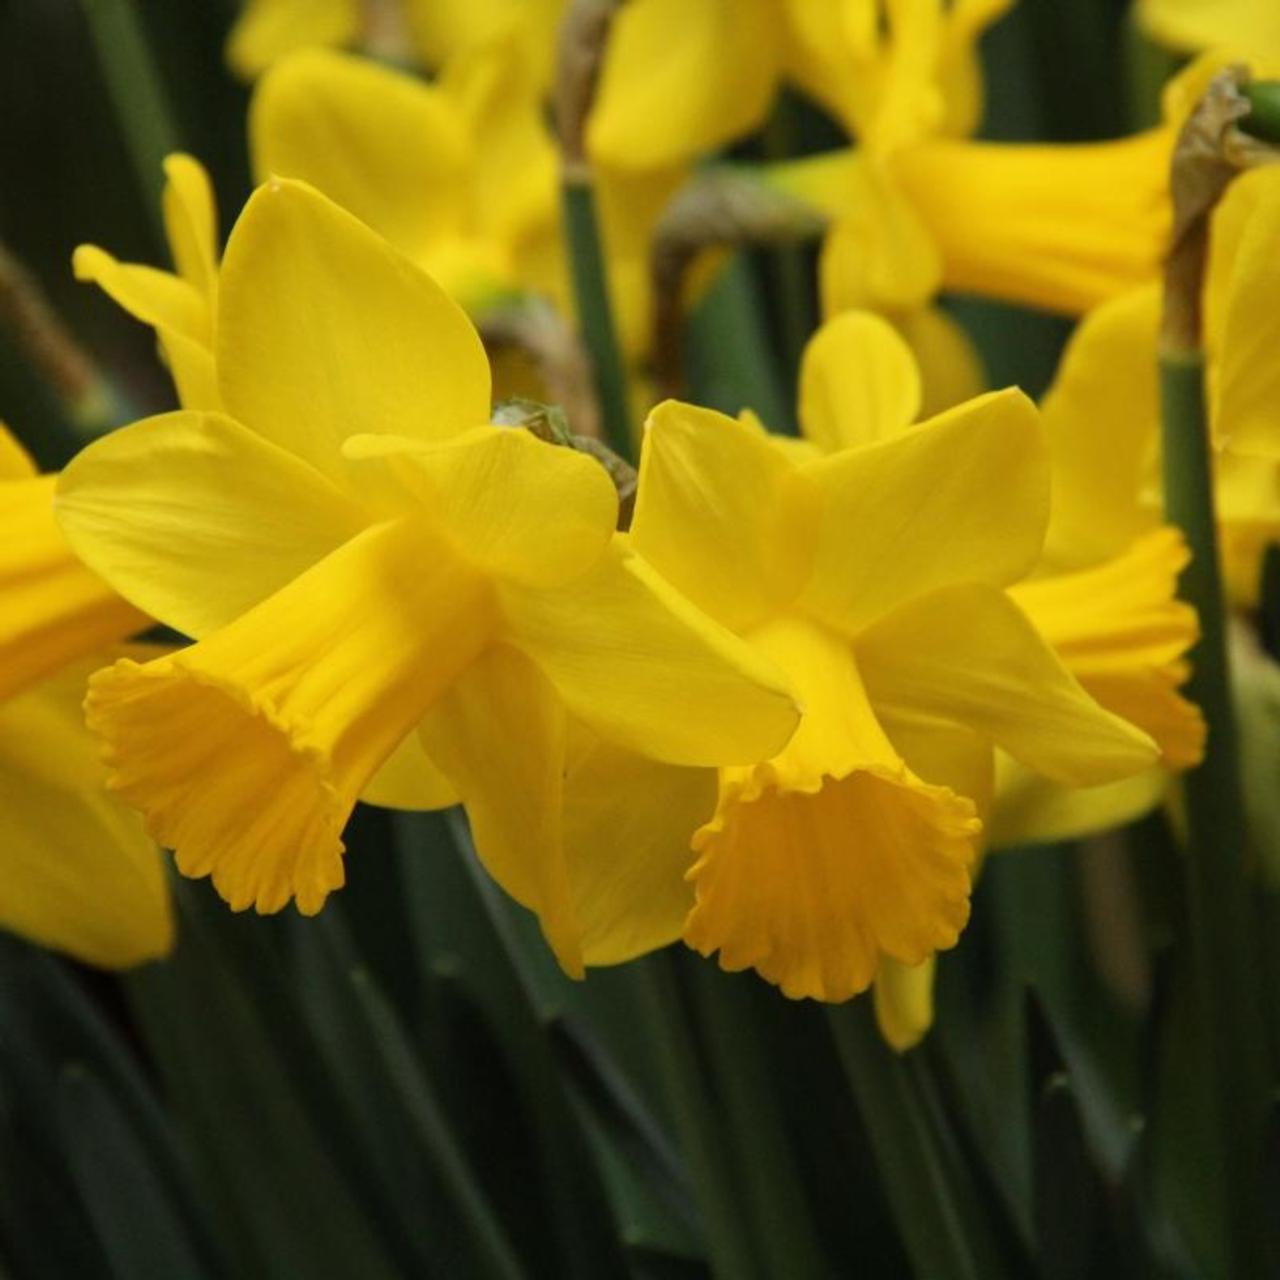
[683, 963, 826, 1279]
[1159, 352, 1272, 1275]
[687, 255, 794, 434]
[827, 1003, 1005, 1280]
[628, 953, 760, 1280]
[77, 0, 180, 251]
[561, 178, 633, 461]
[761, 99, 819, 393]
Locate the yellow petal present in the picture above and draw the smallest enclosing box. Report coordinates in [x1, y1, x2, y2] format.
[0, 660, 173, 968]
[779, 2, 866, 138]
[1216, 454, 1280, 608]
[157, 329, 221, 412]
[341, 425, 618, 587]
[1137, 0, 1280, 54]
[893, 306, 987, 419]
[359, 732, 458, 811]
[162, 154, 218, 301]
[1207, 164, 1280, 458]
[798, 387, 1048, 636]
[249, 50, 471, 266]
[216, 179, 491, 482]
[73, 245, 210, 346]
[879, 711, 995, 827]
[936, 0, 1015, 139]
[587, 0, 782, 171]
[873, 957, 936, 1052]
[798, 311, 921, 452]
[1010, 528, 1205, 771]
[502, 536, 800, 767]
[631, 400, 814, 632]
[85, 516, 497, 917]
[438, 27, 559, 256]
[0, 423, 37, 479]
[419, 643, 583, 976]
[404, 0, 562, 84]
[684, 615, 978, 1002]
[858, 583, 1159, 785]
[818, 160, 943, 314]
[1039, 286, 1162, 570]
[2, 474, 147, 703]
[55, 411, 369, 640]
[562, 728, 715, 966]
[988, 756, 1168, 847]
[893, 130, 1172, 315]
[74, 242, 217, 409]
[226, 0, 358, 79]
[781, 0, 955, 148]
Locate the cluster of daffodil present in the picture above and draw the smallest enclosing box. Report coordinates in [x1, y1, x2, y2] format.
[8, 0, 1280, 1063]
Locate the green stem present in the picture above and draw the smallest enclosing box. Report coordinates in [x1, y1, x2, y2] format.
[761, 101, 818, 393]
[1159, 351, 1272, 1275]
[77, 0, 180, 252]
[628, 953, 760, 1280]
[1241, 81, 1280, 145]
[827, 1003, 1001, 1280]
[687, 255, 795, 434]
[1123, 15, 1183, 131]
[562, 178, 633, 461]
[683, 963, 826, 1279]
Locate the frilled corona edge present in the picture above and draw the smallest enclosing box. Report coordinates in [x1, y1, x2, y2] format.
[685, 761, 979, 1003]
[86, 657, 348, 916]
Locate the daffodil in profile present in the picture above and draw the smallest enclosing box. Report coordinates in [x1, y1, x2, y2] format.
[56, 179, 799, 975]
[0, 423, 171, 968]
[786, 310, 1202, 1042]
[592, 0, 1175, 408]
[766, 0, 1174, 322]
[628, 315, 1159, 1002]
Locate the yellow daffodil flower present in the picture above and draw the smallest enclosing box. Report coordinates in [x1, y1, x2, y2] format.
[55, 179, 800, 976]
[593, 1, 1168, 308]
[628, 312, 1159, 1003]
[784, 311, 1200, 1043]
[593, 0, 1171, 411]
[74, 154, 220, 411]
[767, 4, 1173, 321]
[1137, 0, 1280, 56]
[0, 424, 171, 968]
[226, 0, 562, 85]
